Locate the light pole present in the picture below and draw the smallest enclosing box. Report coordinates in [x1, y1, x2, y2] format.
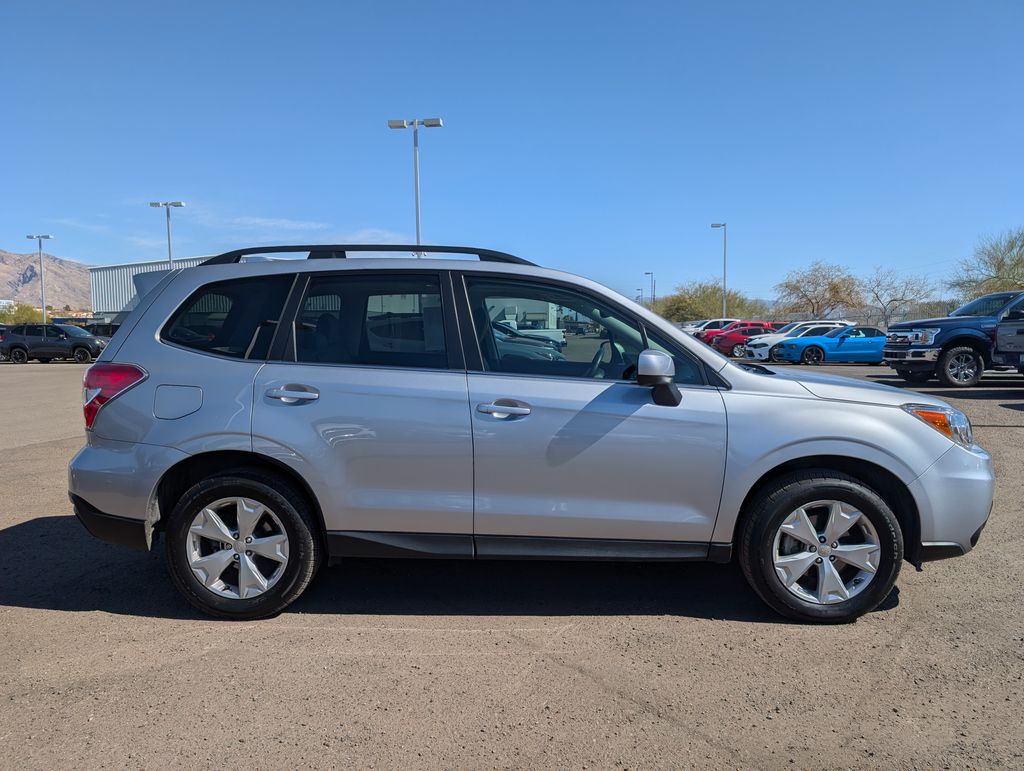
[711, 223, 727, 317]
[388, 118, 443, 250]
[644, 271, 656, 306]
[637, 288, 644, 304]
[149, 201, 186, 266]
[25, 234, 53, 323]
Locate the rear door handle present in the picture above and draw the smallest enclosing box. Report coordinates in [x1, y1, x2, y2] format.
[265, 386, 319, 404]
[477, 400, 531, 418]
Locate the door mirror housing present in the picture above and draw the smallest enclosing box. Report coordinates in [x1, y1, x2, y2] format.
[636, 349, 674, 385]
[636, 349, 682, 407]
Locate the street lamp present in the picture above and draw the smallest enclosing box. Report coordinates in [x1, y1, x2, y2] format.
[644, 271, 656, 306]
[25, 235, 53, 323]
[388, 118, 443, 249]
[711, 223, 728, 317]
[636, 288, 644, 304]
[149, 201, 186, 266]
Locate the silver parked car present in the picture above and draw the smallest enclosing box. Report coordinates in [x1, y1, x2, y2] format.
[69, 245, 994, 623]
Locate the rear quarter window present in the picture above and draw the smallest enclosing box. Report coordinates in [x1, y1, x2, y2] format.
[161, 274, 294, 359]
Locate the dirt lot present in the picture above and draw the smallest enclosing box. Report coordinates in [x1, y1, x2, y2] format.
[1, 361, 1022, 768]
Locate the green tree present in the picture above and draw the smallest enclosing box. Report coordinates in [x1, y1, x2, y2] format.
[651, 280, 769, 322]
[775, 261, 862, 318]
[0, 304, 43, 324]
[948, 228, 1024, 298]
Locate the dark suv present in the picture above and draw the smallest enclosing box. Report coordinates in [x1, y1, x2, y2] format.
[0, 323, 106, 364]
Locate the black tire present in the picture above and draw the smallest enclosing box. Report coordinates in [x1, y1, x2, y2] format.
[38, 358, 51, 364]
[800, 346, 824, 365]
[165, 472, 323, 620]
[737, 470, 903, 623]
[768, 346, 783, 362]
[936, 346, 983, 388]
[10, 348, 28, 364]
[896, 369, 932, 384]
[72, 347, 91, 363]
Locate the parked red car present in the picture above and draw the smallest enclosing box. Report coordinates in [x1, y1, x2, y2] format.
[707, 321, 784, 357]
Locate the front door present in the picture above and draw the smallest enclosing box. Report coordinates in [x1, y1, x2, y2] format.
[252, 271, 474, 544]
[460, 275, 728, 552]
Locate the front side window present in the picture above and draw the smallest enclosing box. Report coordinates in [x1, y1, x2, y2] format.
[464, 276, 703, 384]
[296, 274, 447, 369]
[162, 274, 293, 359]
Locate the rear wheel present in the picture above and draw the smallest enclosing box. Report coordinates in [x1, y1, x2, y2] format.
[731, 343, 746, 358]
[738, 471, 902, 623]
[165, 472, 322, 619]
[936, 346, 983, 387]
[10, 348, 28, 364]
[38, 358, 51, 364]
[800, 346, 824, 365]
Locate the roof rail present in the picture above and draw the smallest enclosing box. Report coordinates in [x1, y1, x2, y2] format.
[201, 244, 536, 266]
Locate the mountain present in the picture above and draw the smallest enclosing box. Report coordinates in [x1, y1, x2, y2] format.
[0, 249, 91, 311]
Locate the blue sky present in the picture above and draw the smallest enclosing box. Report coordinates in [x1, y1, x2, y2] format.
[2, 0, 1021, 300]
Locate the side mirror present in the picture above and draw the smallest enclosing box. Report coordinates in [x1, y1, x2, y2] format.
[636, 349, 682, 406]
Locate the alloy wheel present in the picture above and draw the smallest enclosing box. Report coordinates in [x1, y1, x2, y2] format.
[732, 343, 746, 358]
[946, 352, 978, 384]
[802, 347, 823, 364]
[10, 349, 28, 364]
[771, 500, 881, 605]
[186, 496, 290, 600]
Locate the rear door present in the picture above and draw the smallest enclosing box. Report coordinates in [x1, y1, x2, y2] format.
[458, 273, 728, 551]
[252, 270, 474, 545]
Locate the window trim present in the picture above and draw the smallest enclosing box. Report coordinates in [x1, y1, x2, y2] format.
[274, 268, 464, 371]
[455, 270, 710, 388]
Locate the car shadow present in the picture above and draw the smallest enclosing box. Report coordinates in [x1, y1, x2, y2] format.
[0, 515, 898, 623]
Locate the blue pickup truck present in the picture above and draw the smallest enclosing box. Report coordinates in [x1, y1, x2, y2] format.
[883, 290, 1024, 386]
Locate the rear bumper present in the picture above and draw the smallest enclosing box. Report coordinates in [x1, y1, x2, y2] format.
[71, 493, 149, 550]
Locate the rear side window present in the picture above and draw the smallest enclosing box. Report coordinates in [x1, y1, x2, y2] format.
[162, 274, 293, 359]
[295, 274, 447, 369]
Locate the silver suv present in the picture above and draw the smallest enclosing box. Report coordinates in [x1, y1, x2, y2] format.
[69, 245, 994, 623]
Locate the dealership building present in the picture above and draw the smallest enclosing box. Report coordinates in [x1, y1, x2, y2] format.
[89, 256, 207, 320]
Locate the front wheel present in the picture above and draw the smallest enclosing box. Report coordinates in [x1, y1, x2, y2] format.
[72, 347, 91, 363]
[738, 471, 903, 623]
[165, 472, 322, 619]
[800, 346, 824, 365]
[936, 346, 983, 387]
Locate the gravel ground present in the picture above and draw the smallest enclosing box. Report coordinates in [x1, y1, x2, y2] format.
[1, 361, 1022, 768]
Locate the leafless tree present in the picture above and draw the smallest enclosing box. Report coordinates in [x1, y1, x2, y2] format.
[774, 261, 862, 318]
[858, 267, 933, 329]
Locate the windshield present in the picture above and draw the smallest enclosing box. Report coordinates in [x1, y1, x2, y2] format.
[824, 326, 853, 338]
[58, 324, 91, 337]
[773, 322, 799, 335]
[949, 293, 1019, 317]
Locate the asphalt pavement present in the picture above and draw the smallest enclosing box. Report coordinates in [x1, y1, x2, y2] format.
[1, 361, 1022, 767]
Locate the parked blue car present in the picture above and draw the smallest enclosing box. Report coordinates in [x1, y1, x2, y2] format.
[774, 325, 887, 364]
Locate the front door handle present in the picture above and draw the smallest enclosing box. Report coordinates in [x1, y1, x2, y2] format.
[477, 400, 531, 418]
[266, 386, 319, 404]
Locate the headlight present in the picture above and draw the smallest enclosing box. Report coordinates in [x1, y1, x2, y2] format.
[912, 328, 942, 345]
[902, 403, 973, 447]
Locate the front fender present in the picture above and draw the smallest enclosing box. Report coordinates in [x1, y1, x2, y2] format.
[710, 391, 951, 543]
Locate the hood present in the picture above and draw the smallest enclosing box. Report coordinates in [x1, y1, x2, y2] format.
[766, 367, 952, 409]
[888, 315, 988, 330]
[745, 333, 785, 346]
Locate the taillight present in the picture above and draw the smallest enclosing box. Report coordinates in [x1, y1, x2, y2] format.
[83, 363, 146, 429]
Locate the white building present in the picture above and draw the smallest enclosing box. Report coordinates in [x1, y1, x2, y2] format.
[89, 256, 207, 320]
